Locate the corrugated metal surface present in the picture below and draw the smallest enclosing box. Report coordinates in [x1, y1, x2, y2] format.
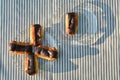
[0, 0, 119, 80]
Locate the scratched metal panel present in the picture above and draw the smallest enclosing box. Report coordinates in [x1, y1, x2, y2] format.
[0, 0, 119, 80]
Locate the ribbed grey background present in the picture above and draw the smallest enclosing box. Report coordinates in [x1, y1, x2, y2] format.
[0, 0, 119, 80]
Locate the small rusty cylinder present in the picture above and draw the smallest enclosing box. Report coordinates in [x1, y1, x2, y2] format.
[66, 12, 78, 36]
[9, 41, 32, 54]
[25, 53, 38, 75]
[35, 46, 58, 61]
[30, 24, 43, 46]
